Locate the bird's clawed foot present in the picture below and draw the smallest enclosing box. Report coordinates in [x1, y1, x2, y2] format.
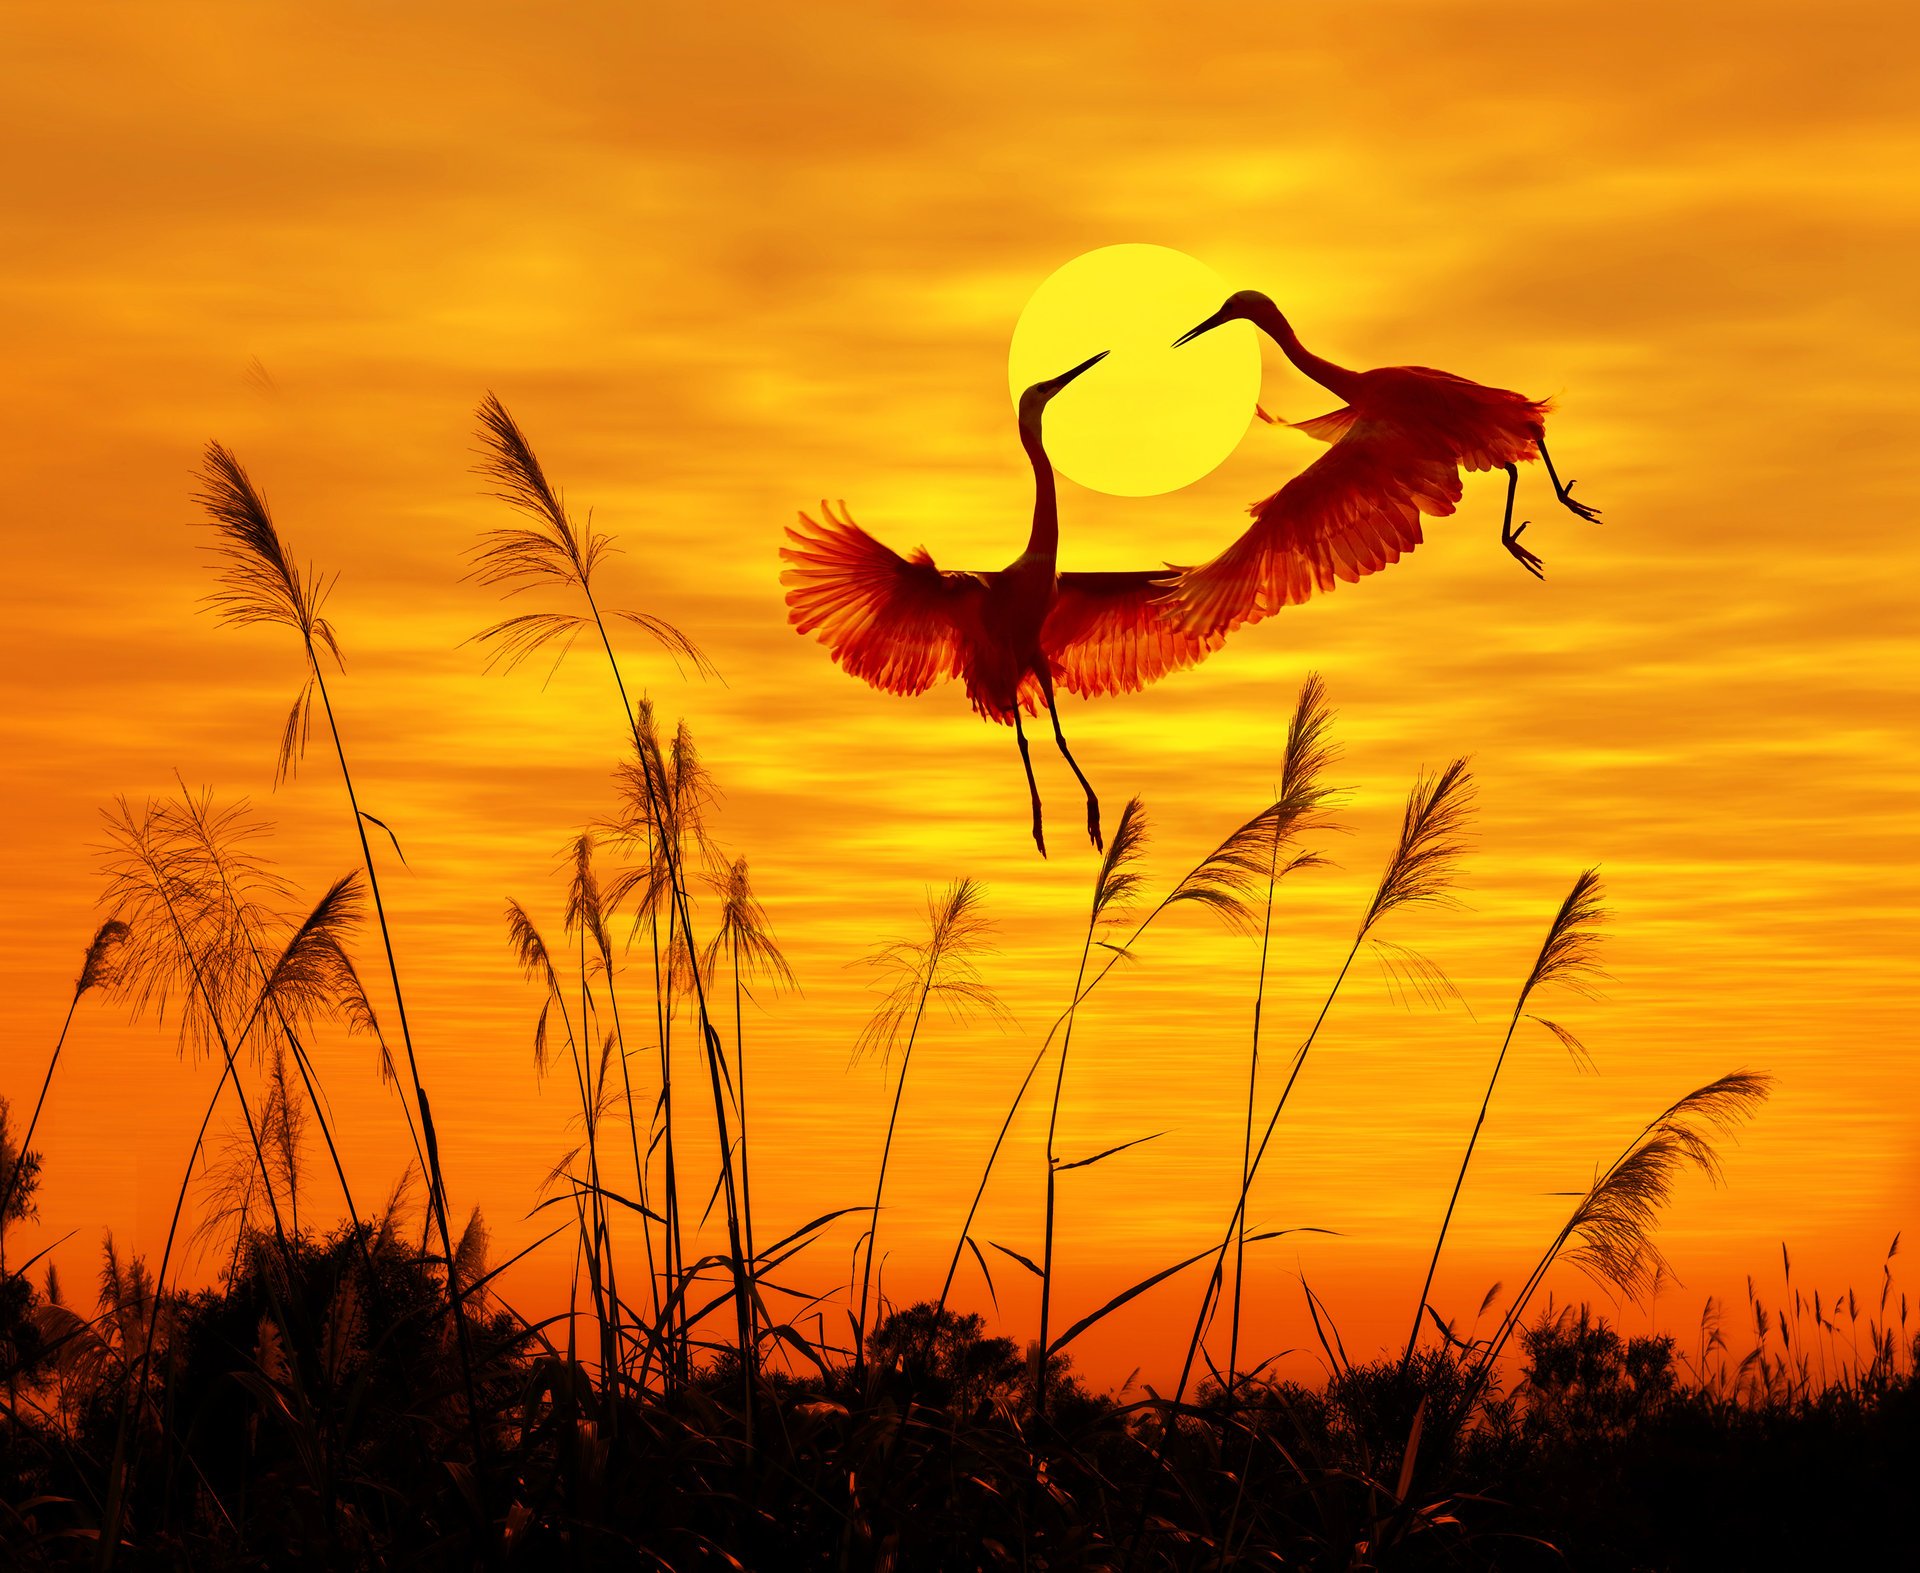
[1031, 814, 1048, 859]
[1086, 797, 1104, 854]
[1556, 480, 1602, 523]
[1503, 520, 1545, 579]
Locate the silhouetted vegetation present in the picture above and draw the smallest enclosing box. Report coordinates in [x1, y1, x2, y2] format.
[3, 409, 1910, 1567]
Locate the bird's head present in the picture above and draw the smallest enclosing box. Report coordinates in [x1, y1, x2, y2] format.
[1017, 350, 1109, 437]
[1174, 289, 1278, 347]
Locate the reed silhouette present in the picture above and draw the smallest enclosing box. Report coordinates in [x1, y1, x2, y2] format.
[8, 416, 1907, 1573]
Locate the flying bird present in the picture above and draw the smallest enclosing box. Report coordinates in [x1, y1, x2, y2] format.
[1169, 291, 1600, 635]
[782, 352, 1220, 857]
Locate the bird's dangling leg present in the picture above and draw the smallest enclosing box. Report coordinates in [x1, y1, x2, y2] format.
[1536, 435, 1602, 522]
[1500, 463, 1544, 579]
[1014, 710, 1046, 857]
[1039, 671, 1102, 852]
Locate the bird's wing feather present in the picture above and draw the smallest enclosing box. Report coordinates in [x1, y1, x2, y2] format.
[1170, 429, 1462, 637]
[1043, 570, 1223, 699]
[781, 503, 986, 696]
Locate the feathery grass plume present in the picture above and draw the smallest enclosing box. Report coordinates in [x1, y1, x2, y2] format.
[1358, 758, 1474, 937]
[505, 899, 568, 1077]
[1402, 868, 1610, 1374]
[565, 833, 616, 969]
[193, 445, 342, 783]
[855, 879, 1006, 1379]
[172, 775, 385, 1254]
[194, 444, 341, 654]
[372, 1164, 422, 1254]
[604, 708, 722, 936]
[77, 919, 132, 996]
[1089, 796, 1151, 932]
[248, 872, 375, 1038]
[1562, 1071, 1772, 1302]
[856, 877, 1007, 1067]
[101, 793, 291, 1061]
[702, 857, 797, 997]
[1472, 1071, 1773, 1396]
[1162, 675, 1340, 934]
[1, 920, 133, 1233]
[451, 1208, 491, 1298]
[1523, 867, 1609, 1001]
[189, 1098, 280, 1282]
[467, 393, 715, 678]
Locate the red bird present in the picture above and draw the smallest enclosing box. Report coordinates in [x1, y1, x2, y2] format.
[1169, 291, 1600, 635]
[781, 351, 1220, 857]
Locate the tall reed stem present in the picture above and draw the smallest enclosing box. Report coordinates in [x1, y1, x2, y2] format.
[1036, 930, 1096, 1414]
[855, 976, 934, 1380]
[1398, 1006, 1525, 1380]
[1227, 817, 1286, 1391]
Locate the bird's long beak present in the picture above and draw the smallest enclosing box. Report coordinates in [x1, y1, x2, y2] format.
[1173, 308, 1230, 348]
[1050, 348, 1110, 389]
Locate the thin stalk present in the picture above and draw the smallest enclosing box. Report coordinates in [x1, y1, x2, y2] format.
[1171, 941, 1362, 1408]
[584, 583, 752, 1416]
[306, 658, 489, 1545]
[651, 891, 685, 1385]
[1036, 929, 1096, 1415]
[1398, 1002, 1526, 1380]
[0, 990, 84, 1241]
[602, 959, 658, 1346]
[100, 894, 304, 1568]
[855, 973, 934, 1381]
[1227, 815, 1287, 1392]
[308, 662, 451, 1259]
[733, 934, 758, 1356]
[937, 890, 1182, 1310]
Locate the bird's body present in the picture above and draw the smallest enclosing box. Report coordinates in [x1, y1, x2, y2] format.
[1170, 291, 1598, 635]
[782, 352, 1219, 854]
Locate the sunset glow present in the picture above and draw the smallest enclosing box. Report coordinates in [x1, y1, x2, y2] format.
[2, 0, 1915, 1405]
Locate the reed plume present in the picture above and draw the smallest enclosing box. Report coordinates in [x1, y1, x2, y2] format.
[467, 393, 714, 680]
[1473, 1069, 1773, 1392]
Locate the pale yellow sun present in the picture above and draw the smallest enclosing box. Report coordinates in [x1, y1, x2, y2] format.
[1007, 243, 1259, 497]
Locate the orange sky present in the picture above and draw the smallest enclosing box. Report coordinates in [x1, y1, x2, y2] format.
[3, 1, 1916, 1387]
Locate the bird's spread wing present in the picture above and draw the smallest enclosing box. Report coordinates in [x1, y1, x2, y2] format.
[1171, 427, 1463, 636]
[781, 502, 986, 696]
[1043, 570, 1223, 699]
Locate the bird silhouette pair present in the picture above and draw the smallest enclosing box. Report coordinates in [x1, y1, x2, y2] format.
[782, 290, 1601, 857]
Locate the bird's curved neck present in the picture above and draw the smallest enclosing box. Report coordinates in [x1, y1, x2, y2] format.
[1248, 299, 1363, 401]
[1021, 425, 1059, 562]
